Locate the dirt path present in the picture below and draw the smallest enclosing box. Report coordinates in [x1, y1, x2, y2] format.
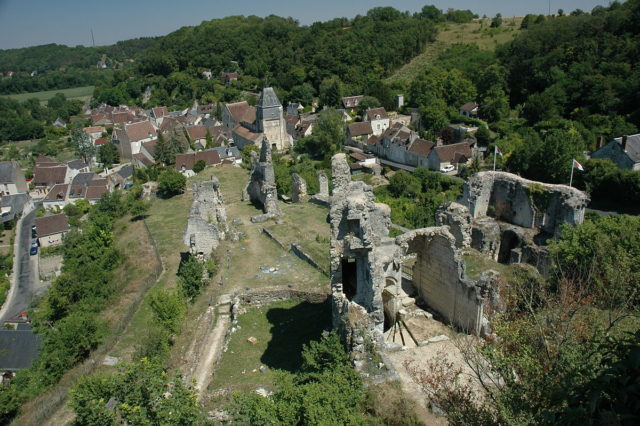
[193, 310, 230, 394]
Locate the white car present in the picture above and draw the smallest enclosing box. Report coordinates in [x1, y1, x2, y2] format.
[440, 165, 455, 173]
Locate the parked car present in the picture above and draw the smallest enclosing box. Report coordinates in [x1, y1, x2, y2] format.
[31, 239, 38, 248]
[440, 164, 455, 173]
[30, 246, 38, 256]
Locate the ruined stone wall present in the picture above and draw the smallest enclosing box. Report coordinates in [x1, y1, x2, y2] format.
[243, 138, 281, 222]
[461, 171, 588, 237]
[184, 176, 228, 258]
[291, 173, 308, 203]
[397, 228, 485, 333]
[317, 171, 329, 197]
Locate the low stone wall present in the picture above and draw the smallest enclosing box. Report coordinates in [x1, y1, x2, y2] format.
[236, 287, 329, 307]
[261, 227, 289, 250]
[291, 243, 328, 276]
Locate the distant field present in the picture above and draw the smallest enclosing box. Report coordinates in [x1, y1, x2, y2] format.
[387, 17, 523, 85]
[1, 85, 94, 103]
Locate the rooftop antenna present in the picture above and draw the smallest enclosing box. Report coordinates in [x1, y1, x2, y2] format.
[91, 28, 95, 47]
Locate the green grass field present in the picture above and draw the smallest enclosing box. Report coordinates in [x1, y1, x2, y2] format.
[1, 85, 94, 103]
[387, 17, 523, 85]
[208, 299, 331, 391]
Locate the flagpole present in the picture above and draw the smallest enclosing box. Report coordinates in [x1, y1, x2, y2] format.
[493, 146, 497, 171]
[569, 159, 575, 187]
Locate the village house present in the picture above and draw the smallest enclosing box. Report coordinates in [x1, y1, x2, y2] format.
[341, 95, 364, 111]
[210, 146, 242, 165]
[42, 184, 69, 210]
[459, 101, 479, 118]
[427, 141, 474, 171]
[0, 161, 28, 196]
[112, 120, 157, 160]
[43, 172, 110, 209]
[0, 325, 41, 385]
[151, 106, 170, 127]
[286, 102, 304, 115]
[53, 117, 66, 128]
[220, 71, 238, 85]
[368, 123, 435, 169]
[591, 134, 640, 170]
[32, 157, 68, 197]
[364, 107, 390, 136]
[108, 165, 134, 190]
[0, 193, 29, 223]
[187, 125, 209, 149]
[35, 213, 70, 247]
[175, 149, 222, 172]
[83, 126, 106, 142]
[346, 122, 373, 149]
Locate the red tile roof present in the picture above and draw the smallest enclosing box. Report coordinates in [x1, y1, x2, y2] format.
[226, 102, 256, 124]
[174, 150, 221, 171]
[35, 214, 69, 237]
[366, 107, 388, 121]
[187, 126, 208, 140]
[125, 121, 156, 142]
[152, 106, 169, 118]
[86, 186, 109, 200]
[43, 184, 68, 202]
[408, 139, 435, 157]
[34, 165, 67, 186]
[348, 122, 373, 137]
[434, 142, 472, 163]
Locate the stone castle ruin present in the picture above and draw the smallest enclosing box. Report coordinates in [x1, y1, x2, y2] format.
[185, 176, 228, 259]
[243, 138, 281, 222]
[291, 173, 308, 203]
[438, 172, 589, 274]
[329, 155, 588, 353]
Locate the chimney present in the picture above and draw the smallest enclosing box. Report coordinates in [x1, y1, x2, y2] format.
[622, 135, 628, 150]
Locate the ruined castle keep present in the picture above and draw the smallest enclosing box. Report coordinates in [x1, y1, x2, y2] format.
[437, 172, 589, 272]
[329, 154, 495, 349]
[184, 176, 228, 259]
[243, 138, 281, 222]
[329, 157, 589, 350]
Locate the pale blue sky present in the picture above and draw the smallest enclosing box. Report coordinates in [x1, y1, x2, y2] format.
[0, 0, 610, 49]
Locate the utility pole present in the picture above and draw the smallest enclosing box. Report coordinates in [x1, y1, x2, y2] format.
[91, 28, 95, 47]
[548, 0, 551, 16]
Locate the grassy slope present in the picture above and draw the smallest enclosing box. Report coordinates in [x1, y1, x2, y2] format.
[15, 216, 162, 425]
[387, 17, 523, 85]
[0, 85, 94, 103]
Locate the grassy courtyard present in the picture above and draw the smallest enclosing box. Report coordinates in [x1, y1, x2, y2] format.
[207, 299, 331, 391]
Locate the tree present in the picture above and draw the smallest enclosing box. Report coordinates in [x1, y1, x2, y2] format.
[295, 108, 345, 160]
[192, 159, 206, 173]
[420, 5, 444, 21]
[474, 125, 491, 145]
[148, 289, 185, 334]
[490, 13, 503, 28]
[419, 98, 449, 137]
[71, 127, 95, 165]
[97, 142, 119, 168]
[479, 85, 510, 122]
[157, 169, 186, 197]
[177, 254, 205, 300]
[319, 76, 343, 108]
[388, 170, 420, 198]
[204, 129, 213, 149]
[358, 96, 381, 116]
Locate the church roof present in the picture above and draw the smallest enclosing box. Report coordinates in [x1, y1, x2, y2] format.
[258, 87, 282, 109]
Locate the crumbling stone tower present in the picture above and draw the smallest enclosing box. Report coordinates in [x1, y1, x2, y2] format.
[330, 153, 401, 346]
[184, 176, 228, 259]
[243, 138, 281, 222]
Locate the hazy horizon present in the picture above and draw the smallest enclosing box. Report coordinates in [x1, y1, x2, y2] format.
[0, 0, 610, 50]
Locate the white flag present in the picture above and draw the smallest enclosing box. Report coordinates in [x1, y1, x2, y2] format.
[495, 145, 503, 157]
[573, 159, 584, 171]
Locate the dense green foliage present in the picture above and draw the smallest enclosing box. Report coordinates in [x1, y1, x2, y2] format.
[229, 332, 368, 424]
[157, 168, 186, 197]
[374, 168, 463, 229]
[0, 190, 146, 423]
[0, 38, 158, 94]
[71, 357, 205, 425]
[0, 93, 81, 141]
[549, 214, 640, 309]
[580, 159, 640, 213]
[176, 254, 206, 300]
[294, 108, 345, 160]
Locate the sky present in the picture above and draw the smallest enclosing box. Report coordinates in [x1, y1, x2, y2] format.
[0, 0, 611, 50]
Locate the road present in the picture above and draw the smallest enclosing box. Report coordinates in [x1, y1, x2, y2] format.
[0, 207, 40, 323]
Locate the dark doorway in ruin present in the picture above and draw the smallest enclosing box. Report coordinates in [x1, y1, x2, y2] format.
[341, 258, 358, 300]
[498, 230, 520, 264]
